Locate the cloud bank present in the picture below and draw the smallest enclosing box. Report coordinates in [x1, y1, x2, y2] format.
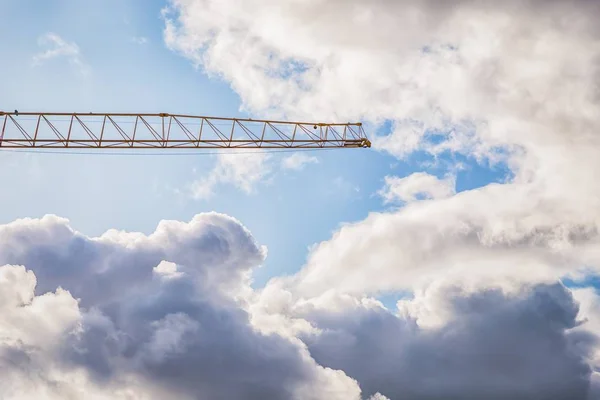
[6, 0, 600, 398]
[1, 215, 599, 399]
[159, 0, 600, 398]
[162, 0, 600, 294]
[0, 215, 365, 400]
[163, 0, 600, 204]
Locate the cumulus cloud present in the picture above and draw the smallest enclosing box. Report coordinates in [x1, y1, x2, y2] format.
[32, 33, 90, 76]
[302, 281, 597, 400]
[251, 276, 600, 400]
[0, 263, 167, 400]
[282, 153, 319, 171]
[161, 0, 600, 193]
[160, 2, 600, 397]
[162, 0, 600, 296]
[3, 215, 600, 399]
[379, 172, 455, 204]
[0, 215, 365, 399]
[189, 152, 272, 199]
[268, 181, 599, 300]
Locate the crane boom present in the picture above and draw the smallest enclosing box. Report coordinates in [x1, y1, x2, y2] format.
[0, 111, 370, 150]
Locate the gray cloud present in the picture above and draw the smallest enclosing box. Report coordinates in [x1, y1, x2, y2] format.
[0, 215, 361, 399]
[301, 282, 597, 400]
[1, 215, 600, 399]
[0, 213, 265, 306]
[66, 277, 321, 399]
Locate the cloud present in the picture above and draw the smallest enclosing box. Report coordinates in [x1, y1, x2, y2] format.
[379, 172, 455, 204]
[162, 0, 600, 296]
[160, 4, 600, 399]
[189, 152, 272, 200]
[153, 260, 183, 279]
[131, 36, 149, 45]
[5, 1, 598, 398]
[282, 153, 319, 171]
[32, 33, 90, 76]
[252, 275, 600, 399]
[301, 281, 597, 400]
[268, 180, 600, 301]
[0, 215, 365, 399]
[572, 288, 600, 400]
[161, 0, 600, 202]
[3, 215, 600, 399]
[160, 8, 600, 393]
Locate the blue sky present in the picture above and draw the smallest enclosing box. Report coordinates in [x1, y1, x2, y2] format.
[0, 0, 507, 289]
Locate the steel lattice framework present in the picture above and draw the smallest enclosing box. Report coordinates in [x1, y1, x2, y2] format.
[0, 111, 370, 150]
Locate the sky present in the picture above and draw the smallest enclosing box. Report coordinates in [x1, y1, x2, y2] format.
[0, 0, 415, 287]
[0, 0, 505, 287]
[1, 0, 600, 399]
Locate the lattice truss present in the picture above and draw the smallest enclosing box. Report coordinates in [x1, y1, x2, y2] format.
[0, 112, 371, 150]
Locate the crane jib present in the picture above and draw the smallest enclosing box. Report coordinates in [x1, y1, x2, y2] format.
[0, 111, 371, 150]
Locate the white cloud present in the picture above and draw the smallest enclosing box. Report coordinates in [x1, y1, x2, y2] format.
[572, 288, 600, 400]
[161, 0, 600, 298]
[153, 260, 183, 279]
[0, 264, 80, 350]
[272, 181, 600, 301]
[367, 395, 390, 400]
[161, 0, 600, 206]
[282, 153, 319, 171]
[32, 33, 90, 76]
[379, 172, 455, 204]
[189, 151, 272, 200]
[0, 264, 169, 400]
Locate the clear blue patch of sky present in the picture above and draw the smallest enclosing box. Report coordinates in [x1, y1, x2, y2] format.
[562, 275, 600, 292]
[376, 291, 412, 312]
[371, 120, 512, 194]
[270, 59, 311, 81]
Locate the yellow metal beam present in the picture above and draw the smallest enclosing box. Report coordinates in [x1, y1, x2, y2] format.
[0, 111, 371, 150]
